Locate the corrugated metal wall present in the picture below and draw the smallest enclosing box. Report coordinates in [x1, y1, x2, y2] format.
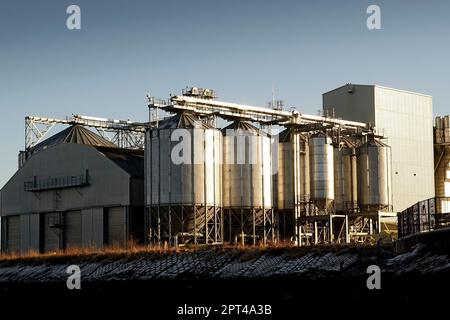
[1, 143, 131, 217]
[20, 214, 40, 253]
[6, 215, 20, 253]
[0, 217, 4, 253]
[106, 207, 126, 247]
[81, 208, 104, 248]
[374, 87, 434, 211]
[42, 212, 62, 252]
[65, 210, 82, 248]
[1, 207, 135, 253]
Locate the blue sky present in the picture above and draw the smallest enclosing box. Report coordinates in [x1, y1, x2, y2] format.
[1, 0, 450, 187]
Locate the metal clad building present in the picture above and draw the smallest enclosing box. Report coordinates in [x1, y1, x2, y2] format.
[323, 84, 434, 212]
[0, 125, 145, 253]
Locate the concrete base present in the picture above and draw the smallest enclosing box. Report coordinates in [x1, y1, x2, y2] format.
[395, 227, 450, 254]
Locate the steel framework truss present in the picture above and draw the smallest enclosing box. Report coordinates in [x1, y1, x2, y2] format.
[297, 214, 349, 246]
[148, 94, 373, 132]
[148, 205, 223, 246]
[223, 208, 276, 245]
[25, 115, 147, 150]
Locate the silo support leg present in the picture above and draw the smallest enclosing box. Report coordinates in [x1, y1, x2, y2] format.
[314, 222, 318, 245]
[329, 216, 333, 243]
[253, 209, 256, 246]
[345, 215, 350, 243]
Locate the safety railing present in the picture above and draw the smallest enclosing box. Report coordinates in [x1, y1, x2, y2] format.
[398, 197, 450, 237]
[24, 170, 89, 191]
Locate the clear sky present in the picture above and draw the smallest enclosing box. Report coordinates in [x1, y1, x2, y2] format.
[1, 0, 449, 187]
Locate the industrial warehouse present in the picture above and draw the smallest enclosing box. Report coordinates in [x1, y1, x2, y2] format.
[1, 84, 449, 253]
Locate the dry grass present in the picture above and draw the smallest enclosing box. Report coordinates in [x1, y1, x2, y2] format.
[0, 241, 182, 264]
[0, 240, 391, 264]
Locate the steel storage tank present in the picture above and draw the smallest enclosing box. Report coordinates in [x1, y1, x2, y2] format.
[145, 113, 223, 245]
[435, 117, 444, 144]
[276, 128, 309, 241]
[334, 137, 359, 213]
[309, 133, 334, 213]
[222, 121, 274, 244]
[435, 117, 443, 129]
[445, 115, 450, 142]
[358, 137, 393, 212]
[434, 115, 450, 213]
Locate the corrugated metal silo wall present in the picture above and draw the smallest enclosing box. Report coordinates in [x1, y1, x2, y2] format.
[147, 128, 223, 207]
[223, 133, 272, 209]
[434, 118, 450, 212]
[334, 147, 358, 212]
[309, 135, 335, 208]
[357, 140, 393, 211]
[145, 123, 223, 244]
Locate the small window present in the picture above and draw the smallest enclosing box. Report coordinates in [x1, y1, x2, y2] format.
[441, 200, 450, 213]
[445, 181, 450, 197]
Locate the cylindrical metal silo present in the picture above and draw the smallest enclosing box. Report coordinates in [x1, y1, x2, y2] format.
[358, 137, 393, 212]
[435, 117, 443, 129]
[309, 133, 334, 213]
[445, 115, 450, 142]
[444, 115, 450, 129]
[222, 121, 274, 244]
[334, 137, 359, 213]
[276, 128, 309, 241]
[145, 113, 223, 245]
[435, 117, 444, 143]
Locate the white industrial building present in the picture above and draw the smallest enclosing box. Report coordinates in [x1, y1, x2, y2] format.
[323, 84, 435, 212]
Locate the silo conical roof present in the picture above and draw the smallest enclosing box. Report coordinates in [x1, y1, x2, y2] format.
[278, 127, 307, 142]
[31, 124, 117, 153]
[222, 121, 268, 136]
[365, 137, 390, 148]
[157, 113, 213, 129]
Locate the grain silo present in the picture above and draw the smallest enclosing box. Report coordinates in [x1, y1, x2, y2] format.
[434, 115, 450, 214]
[334, 137, 359, 213]
[222, 121, 274, 245]
[309, 133, 335, 214]
[276, 128, 309, 241]
[358, 137, 393, 212]
[145, 113, 223, 246]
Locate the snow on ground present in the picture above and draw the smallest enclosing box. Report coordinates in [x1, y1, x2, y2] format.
[0, 245, 448, 283]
